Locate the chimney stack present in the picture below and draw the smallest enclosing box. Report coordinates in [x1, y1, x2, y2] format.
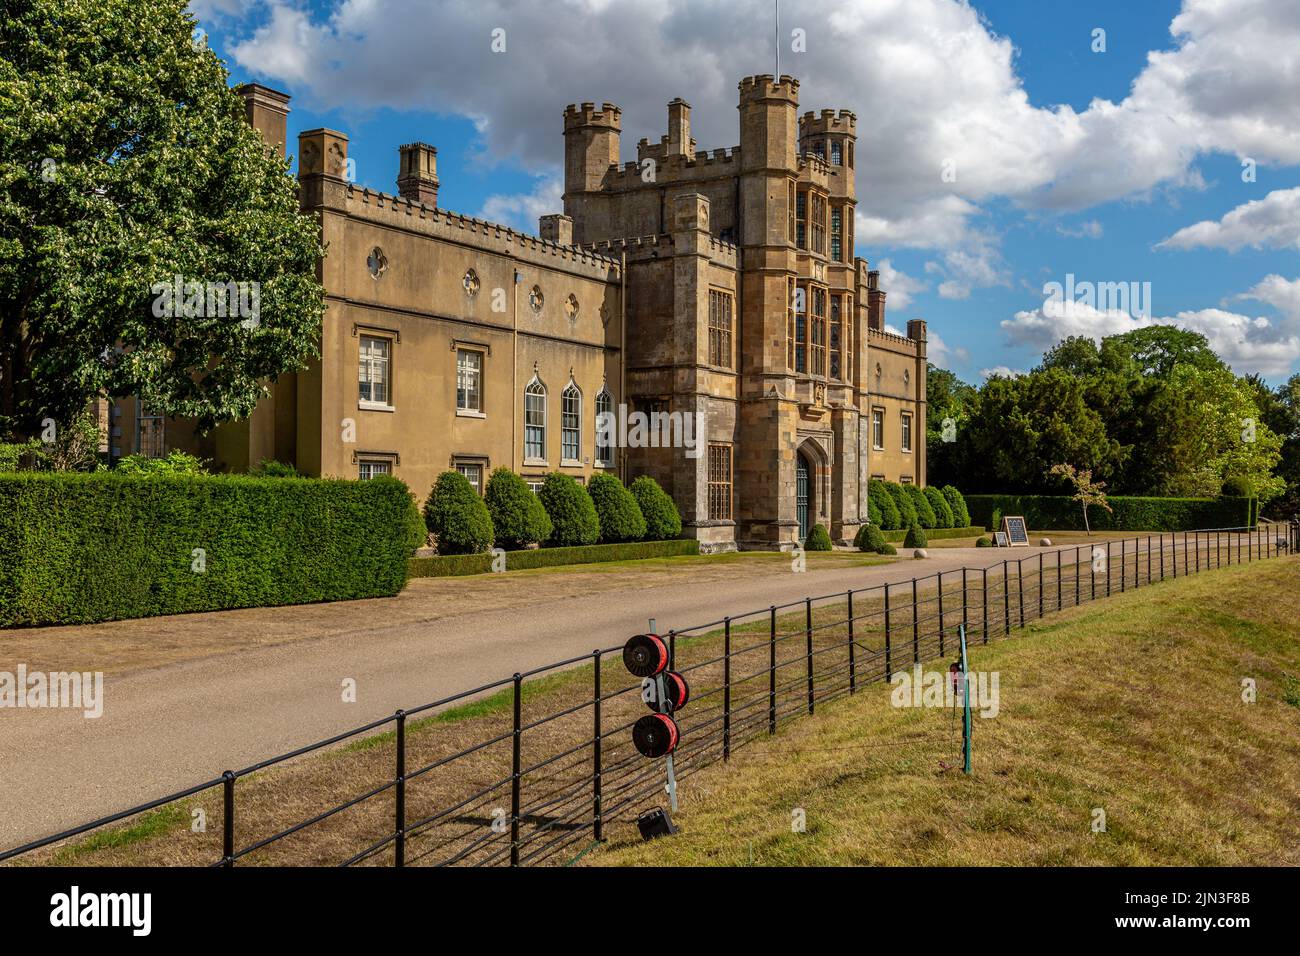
[539, 213, 574, 245]
[236, 84, 291, 158]
[397, 142, 439, 205]
[667, 98, 693, 156]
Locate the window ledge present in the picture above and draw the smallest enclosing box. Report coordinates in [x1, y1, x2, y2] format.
[456, 409, 486, 419]
[359, 402, 395, 413]
[523, 457, 548, 467]
[560, 459, 584, 469]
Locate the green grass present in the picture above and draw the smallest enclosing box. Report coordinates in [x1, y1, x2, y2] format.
[594, 556, 1300, 867]
[47, 804, 190, 865]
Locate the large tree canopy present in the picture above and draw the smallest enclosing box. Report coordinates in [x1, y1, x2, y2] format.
[931, 329, 1291, 511]
[0, 0, 324, 440]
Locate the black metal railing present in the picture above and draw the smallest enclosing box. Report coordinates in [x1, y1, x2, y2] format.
[2, 525, 1293, 867]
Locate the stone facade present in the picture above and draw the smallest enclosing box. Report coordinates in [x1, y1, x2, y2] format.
[120, 77, 928, 551]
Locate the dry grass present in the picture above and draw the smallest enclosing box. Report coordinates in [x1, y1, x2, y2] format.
[593, 556, 1300, 866]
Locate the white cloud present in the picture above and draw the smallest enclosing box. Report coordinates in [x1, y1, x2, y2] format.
[1156, 187, 1300, 252]
[477, 175, 563, 233]
[926, 329, 968, 368]
[1001, 286, 1300, 377]
[873, 258, 926, 310]
[1056, 220, 1104, 239]
[980, 366, 1025, 379]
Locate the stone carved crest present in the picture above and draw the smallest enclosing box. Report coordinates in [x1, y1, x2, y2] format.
[300, 139, 321, 174]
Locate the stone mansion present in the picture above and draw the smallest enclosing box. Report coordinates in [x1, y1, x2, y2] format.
[118, 75, 929, 551]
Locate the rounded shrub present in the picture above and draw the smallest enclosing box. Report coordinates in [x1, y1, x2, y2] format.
[855, 523, 888, 554]
[885, 482, 917, 528]
[805, 523, 833, 551]
[588, 474, 647, 543]
[631, 475, 682, 540]
[879, 543, 897, 556]
[424, 471, 494, 554]
[484, 468, 551, 550]
[976, 535, 992, 548]
[1221, 475, 1254, 498]
[903, 522, 928, 549]
[905, 484, 937, 529]
[989, 506, 1003, 534]
[924, 486, 954, 528]
[539, 472, 600, 547]
[942, 485, 971, 528]
[869, 479, 901, 530]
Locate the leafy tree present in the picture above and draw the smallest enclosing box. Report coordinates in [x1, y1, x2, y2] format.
[1101, 327, 1226, 378]
[0, 0, 325, 441]
[588, 474, 646, 543]
[423, 471, 493, 554]
[923, 485, 953, 527]
[1037, 335, 1103, 376]
[805, 523, 833, 551]
[484, 468, 551, 550]
[1048, 463, 1112, 535]
[539, 473, 600, 546]
[630, 475, 682, 540]
[925, 364, 976, 486]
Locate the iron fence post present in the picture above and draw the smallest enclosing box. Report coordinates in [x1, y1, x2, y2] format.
[395, 710, 406, 867]
[981, 567, 988, 645]
[768, 606, 777, 735]
[222, 770, 235, 867]
[1038, 552, 1044, 616]
[805, 598, 815, 714]
[593, 649, 603, 840]
[847, 592, 856, 695]
[510, 673, 521, 867]
[1017, 559, 1025, 628]
[1120, 539, 1126, 593]
[1056, 549, 1062, 610]
[911, 578, 920, 664]
[1003, 560, 1010, 635]
[1075, 546, 1081, 606]
[884, 584, 893, 678]
[937, 571, 945, 656]
[723, 619, 732, 759]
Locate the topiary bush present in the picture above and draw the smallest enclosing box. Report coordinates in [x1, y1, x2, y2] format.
[484, 468, 551, 550]
[0, 472, 425, 626]
[976, 535, 992, 547]
[989, 506, 1003, 534]
[924, 486, 954, 528]
[588, 474, 647, 543]
[424, 471, 494, 554]
[805, 523, 833, 551]
[855, 523, 888, 554]
[903, 522, 928, 549]
[904, 484, 937, 529]
[879, 543, 897, 555]
[942, 485, 971, 528]
[630, 475, 682, 540]
[869, 479, 901, 530]
[539, 473, 601, 547]
[885, 482, 917, 528]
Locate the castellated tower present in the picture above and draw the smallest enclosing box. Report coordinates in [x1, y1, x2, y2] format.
[736, 74, 802, 547]
[563, 102, 621, 244]
[798, 109, 856, 199]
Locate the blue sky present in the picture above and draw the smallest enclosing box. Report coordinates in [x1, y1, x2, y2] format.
[194, 0, 1300, 384]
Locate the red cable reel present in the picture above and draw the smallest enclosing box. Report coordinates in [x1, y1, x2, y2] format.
[622, 634, 689, 758]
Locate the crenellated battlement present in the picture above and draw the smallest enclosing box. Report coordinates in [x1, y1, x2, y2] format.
[563, 101, 622, 131]
[344, 183, 621, 275]
[737, 73, 799, 104]
[799, 108, 857, 136]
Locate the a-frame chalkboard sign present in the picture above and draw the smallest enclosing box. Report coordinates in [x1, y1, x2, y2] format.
[1001, 515, 1030, 547]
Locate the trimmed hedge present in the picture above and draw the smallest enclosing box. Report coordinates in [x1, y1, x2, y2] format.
[485, 468, 551, 550]
[924, 486, 954, 528]
[963, 494, 1257, 533]
[905, 484, 937, 529]
[540, 473, 601, 547]
[942, 485, 971, 528]
[881, 525, 982, 543]
[631, 476, 682, 541]
[868, 479, 901, 530]
[424, 471, 493, 554]
[0, 473, 425, 627]
[885, 482, 917, 528]
[408, 539, 701, 578]
[805, 523, 833, 551]
[588, 474, 647, 543]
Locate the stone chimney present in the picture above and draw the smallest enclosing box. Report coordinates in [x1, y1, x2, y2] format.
[667, 97, 693, 156]
[397, 142, 439, 205]
[236, 84, 291, 158]
[539, 213, 574, 245]
[867, 270, 886, 331]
